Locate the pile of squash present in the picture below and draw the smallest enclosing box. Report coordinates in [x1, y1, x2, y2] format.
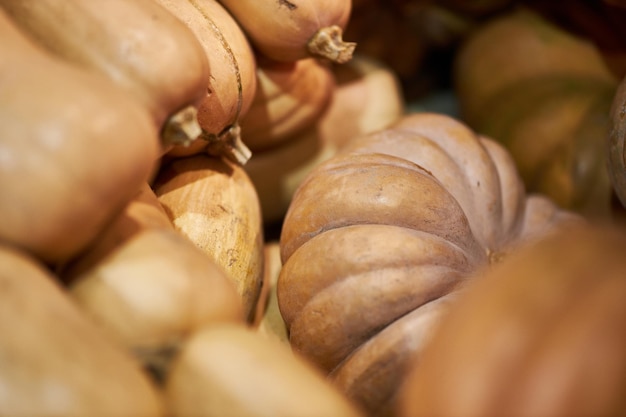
[1, 1, 626, 417]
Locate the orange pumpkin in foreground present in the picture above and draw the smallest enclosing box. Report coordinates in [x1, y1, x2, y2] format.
[398, 224, 626, 417]
[277, 112, 580, 416]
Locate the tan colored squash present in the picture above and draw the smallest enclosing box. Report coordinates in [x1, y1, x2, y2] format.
[398, 224, 626, 417]
[0, 0, 210, 148]
[454, 8, 618, 218]
[244, 54, 405, 223]
[278, 112, 580, 416]
[0, 244, 164, 417]
[165, 323, 366, 417]
[217, 0, 355, 63]
[155, 0, 258, 164]
[254, 242, 289, 345]
[153, 155, 265, 322]
[0, 9, 160, 264]
[59, 183, 244, 376]
[240, 56, 335, 152]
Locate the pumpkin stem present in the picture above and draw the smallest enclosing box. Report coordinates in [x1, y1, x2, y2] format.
[307, 25, 356, 64]
[202, 124, 252, 166]
[161, 105, 203, 147]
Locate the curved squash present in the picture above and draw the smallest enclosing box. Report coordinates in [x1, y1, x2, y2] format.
[0, 244, 163, 417]
[0, 0, 210, 148]
[0, 10, 159, 264]
[217, 0, 355, 63]
[153, 154, 265, 322]
[278, 112, 580, 416]
[156, 0, 258, 164]
[61, 184, 244, 376]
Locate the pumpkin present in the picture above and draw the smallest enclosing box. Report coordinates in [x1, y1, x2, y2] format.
[454, 8, 618, 218]
[0, 244, 163, 417]
[277, 112, 580, 416]
[153, 154, 265, 322]
[155, 0, 258, 164]
[608, 74, 626, 208]
[164, 323, 366, 417]
[398, 224, 626, 417]
[0, 9, 160, 264]
[244, 54, 404, 224]
[0, 0, 210, 148]
[240, 56, 335, 152]
[216, 0, 355, 63]
[59, 183, 244, 377]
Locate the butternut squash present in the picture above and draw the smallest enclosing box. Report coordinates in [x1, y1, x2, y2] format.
[217, 0, 356, 63]
[153, 155, 265, 322]
[0, 0, 210, 148]
[59, 184, 244, 376]
[244, 54, 404, 223]
[0, 244, 163, 417]
[155, 0, 258, 164]
[240, 56, 335, 152]
[0, 9, 160, 264]
[165, 323, 366, 417]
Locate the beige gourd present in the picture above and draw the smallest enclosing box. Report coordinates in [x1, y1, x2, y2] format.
[155, 0, 258, 164]
[0, 9, 160, 264]
[0, 244, 164, 417]
[0, 0, 210, 148]
[153, 155, 265, 322]
[165, 323, 366, 417]
[60, 183, 244, 376]
[217, 0, 355, 63]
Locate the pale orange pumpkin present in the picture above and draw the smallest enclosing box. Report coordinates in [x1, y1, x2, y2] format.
[278, 112, 580, 416]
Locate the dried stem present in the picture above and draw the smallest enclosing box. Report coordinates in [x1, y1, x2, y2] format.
[202, 124, 252, 166]
[161, 105, 202, 147]
[307, 25, 356, 64]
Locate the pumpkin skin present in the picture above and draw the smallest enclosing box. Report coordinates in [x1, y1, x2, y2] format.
[0, 244, 164, 417]
[454, 8, 618, 218]
[398, 224, 626, 417]
[278, 112, 580, 417]
[0, 0, 210, 148]
[0, 10, 160, 264]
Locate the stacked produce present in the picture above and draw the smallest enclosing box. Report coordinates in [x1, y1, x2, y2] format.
[2, 1, 626, 417]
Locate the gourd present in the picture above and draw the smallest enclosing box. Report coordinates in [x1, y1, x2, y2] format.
[240, 56, 335, 152]
[60, 184, 244, 376]
[154, 0, 258, 164]
[0, 244, 164, 417]
[608, 74, 626, 208]
[278, 112, 580, 416]
[454, 8, 618, 218]
[0, 9, 160, 264]
[0, 0, 210, 148]
[153, 154, 265, 322]
[398, 224, 626, 417]
[164, 323, 366, 417]
[244, 54, 405, 223]
[216, 0, 355, 63]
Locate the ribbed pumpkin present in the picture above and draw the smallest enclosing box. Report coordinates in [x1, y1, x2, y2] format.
[277, 112, 580, 417]
[398, 224, 626, 417]
[454, 8, 618, 218]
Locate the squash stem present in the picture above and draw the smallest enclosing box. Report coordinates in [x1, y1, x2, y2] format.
[161, 105, 203, 147]
[308, 25, 356, 64]
[202, 124, 252, 166]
